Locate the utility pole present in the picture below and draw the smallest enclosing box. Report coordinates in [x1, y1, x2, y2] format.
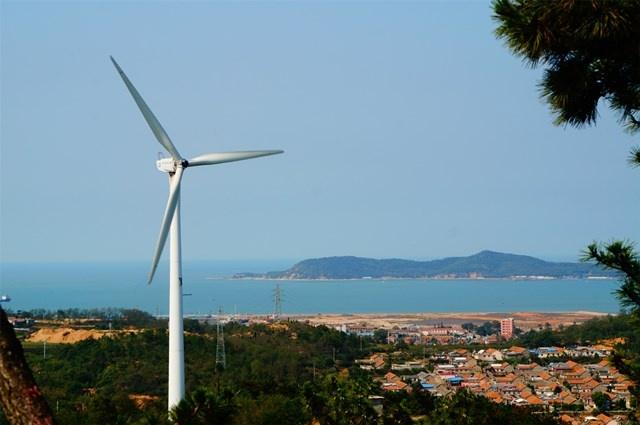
[43, 341, 47, 360]
[215, 307, 226, 370]
[273, 284, 283, 320]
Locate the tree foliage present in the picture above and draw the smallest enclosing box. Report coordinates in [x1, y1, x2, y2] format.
[169, 388, 236, 425]
[517, 313, 636, 348]
[493, 0, 640, 140]
[584, 241, 640, 316]
[421, 390, 558, 425]
[303, 373, 377, 425]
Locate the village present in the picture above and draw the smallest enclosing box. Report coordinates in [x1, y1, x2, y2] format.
[330, 318, 634, 425]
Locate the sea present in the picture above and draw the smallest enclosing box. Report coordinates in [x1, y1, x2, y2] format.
[0, 261, 622, 315]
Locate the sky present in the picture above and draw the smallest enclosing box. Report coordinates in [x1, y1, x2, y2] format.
[1, 1, 639, 264]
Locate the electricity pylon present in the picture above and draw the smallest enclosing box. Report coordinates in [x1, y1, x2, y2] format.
[215, 307, 226, 369]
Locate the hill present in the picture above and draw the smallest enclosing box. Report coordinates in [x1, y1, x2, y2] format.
[234, 250, 614, 279]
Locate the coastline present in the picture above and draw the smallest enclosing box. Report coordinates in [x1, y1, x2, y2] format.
[222, 276, 615, 281]
[280, 311, 610, 331]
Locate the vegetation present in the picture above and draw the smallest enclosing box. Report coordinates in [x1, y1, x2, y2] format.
[584, 242, 640, 318]
[0, 317, 567, 425]
[516, 314, 636, 348]
[492, 0, 640, 140]
[461, 321, 502, 337]
[423, 390, 558, 425]
[9, 308, 163, 330]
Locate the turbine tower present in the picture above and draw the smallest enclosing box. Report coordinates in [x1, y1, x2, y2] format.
[110, 57, 282, 410]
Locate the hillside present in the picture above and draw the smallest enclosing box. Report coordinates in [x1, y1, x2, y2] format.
[234, 250, 614, 279]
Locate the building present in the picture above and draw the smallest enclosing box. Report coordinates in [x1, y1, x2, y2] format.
[500, 318, 514, 339]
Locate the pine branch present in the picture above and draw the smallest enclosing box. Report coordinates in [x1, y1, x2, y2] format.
[583, 241, 640, 314]
[629, 146, 640, 168]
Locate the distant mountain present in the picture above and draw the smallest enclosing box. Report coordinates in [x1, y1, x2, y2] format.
[233, 251, 615, 280]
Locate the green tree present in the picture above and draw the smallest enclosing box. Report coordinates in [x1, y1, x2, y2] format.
[169, 387, 236, 425]
[382, 391, 414, 425]
[422, 390, 559, 425]
[373, 328, 389, 344]
[493, 2, 640, 419]
[233, 394, 310, 425]
[302, 373, 377, 425]
[83, 391, 139, 425]
[492, 0, 640, 147]
[592, 391, 611, 412]
[476, 321, 500, 337]
[583, 242, 640, 316]
[461, 322, 476, 332]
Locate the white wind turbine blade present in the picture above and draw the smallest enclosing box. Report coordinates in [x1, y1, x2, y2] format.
[110, 56, 182, 160]
[148, 167, 184, 284]
[188, 150, 283, 167]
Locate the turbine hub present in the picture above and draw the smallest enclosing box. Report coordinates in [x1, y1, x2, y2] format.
[156, 158, 177, 173]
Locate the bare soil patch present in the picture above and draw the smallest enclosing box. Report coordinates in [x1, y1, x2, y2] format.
[26, 327, 133, 344]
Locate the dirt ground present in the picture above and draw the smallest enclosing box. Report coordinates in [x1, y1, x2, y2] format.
[26, 327, 134, 344]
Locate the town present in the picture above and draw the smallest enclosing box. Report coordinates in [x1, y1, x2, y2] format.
[333, 317, 634, 425]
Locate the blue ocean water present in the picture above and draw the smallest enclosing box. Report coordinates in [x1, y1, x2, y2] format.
[0, 261, 622, 315]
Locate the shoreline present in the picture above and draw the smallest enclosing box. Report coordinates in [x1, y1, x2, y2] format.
[275, 311, 611, 331]
[220, 276, 615, 281]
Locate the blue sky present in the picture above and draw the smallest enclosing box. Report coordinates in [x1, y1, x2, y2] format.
[1, 1, 638, 263]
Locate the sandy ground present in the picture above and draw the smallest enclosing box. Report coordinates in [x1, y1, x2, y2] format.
[128, 394, 160, 408]
[288, 311, 610, 330]
[26, 327, 135, 344]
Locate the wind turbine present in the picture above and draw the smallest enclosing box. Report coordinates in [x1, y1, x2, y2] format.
[110, 57, 282, 409]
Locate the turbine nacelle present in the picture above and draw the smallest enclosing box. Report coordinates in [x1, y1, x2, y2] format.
[156, 157, 181, 173]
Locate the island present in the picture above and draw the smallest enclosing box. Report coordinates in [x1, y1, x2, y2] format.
[233, 250, 615, 280]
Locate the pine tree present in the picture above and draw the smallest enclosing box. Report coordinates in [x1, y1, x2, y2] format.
[0, 308, 56, 425]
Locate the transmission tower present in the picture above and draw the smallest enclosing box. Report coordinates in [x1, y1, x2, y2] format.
[215, 307, 226, 369]
[273, 284, 283, 320]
